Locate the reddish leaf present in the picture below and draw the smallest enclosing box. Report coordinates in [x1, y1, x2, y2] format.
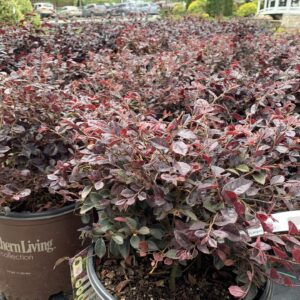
[283, 275, 293, 287]
[228, 285, 246, 298]
[138, 241, 149, 253]
[222, 190, 238, 202]
[261, 221, 273, 233]
[272, 246, 288, 259]
[202, 154, 212, 164]
[233, 200, 245, 216]
[256, 213, 268, 222]
[270, 268, 280, 280]
[164, 258, 173, 265]
[247, 270, 253, 281]
[153, 252, 164, 262]
[224, 259, 234, 266]
[292, 248, 300, 263]
[288, 221, 299, 235]
[114, 217, 128, 223]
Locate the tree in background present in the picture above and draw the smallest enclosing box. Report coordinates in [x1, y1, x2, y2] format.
[206, 0, 235, 17]
[0, 0, 23, 24]
[186, 0, 193, 10]
[223, 0, 233, 16]
[206, 0, 223, 17]
[16, 0, 33, 14]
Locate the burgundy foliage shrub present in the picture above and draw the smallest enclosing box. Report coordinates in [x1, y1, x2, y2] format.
[0, 19, 299, 297]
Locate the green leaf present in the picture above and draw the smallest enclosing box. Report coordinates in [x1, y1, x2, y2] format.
[252, 172, 267, 185]
[117, 226, 131, 235]
[125, 217, 138, 229]
[79, 200, 95, 215]
[93, 224, 113, 234]
[81, 186, 92, 201]
[138, 226, 150, 235]
[95, 238, 106, 259]
[226, 168, 240, 176]
[148, 240, 159, 251]
[179, 209, 198, 221]
[81, 214, 90, 224]
[89, 192, 102, 203]
[203, 199, 224, 213]
[109, 240, 119, 258]
[130, 235, 140, 249]
[112, 234, 124, 245]
[150, 228, 164, 240]
[165, 249, 179, 260]
[118, 240, 130, 259]
[236, 164, 250, 173]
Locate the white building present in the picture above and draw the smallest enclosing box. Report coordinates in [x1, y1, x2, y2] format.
[257, 0, 300, 16]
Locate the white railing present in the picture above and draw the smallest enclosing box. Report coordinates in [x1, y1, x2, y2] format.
[257, 0, 300, 15]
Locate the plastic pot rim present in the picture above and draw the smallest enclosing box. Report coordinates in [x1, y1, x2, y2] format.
[87, 247, 116, 300]
[86, 247, 273, 300]
[0, 203, 76, 220]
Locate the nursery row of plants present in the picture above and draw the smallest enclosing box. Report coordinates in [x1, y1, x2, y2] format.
[0, 18, 299, 299]
[172, 0, 258, 18]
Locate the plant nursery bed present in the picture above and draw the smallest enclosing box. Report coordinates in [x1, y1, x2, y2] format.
[1, 16, 300, 300]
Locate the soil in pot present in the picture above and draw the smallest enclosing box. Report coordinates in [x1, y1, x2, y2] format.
[96, 255, 237, 300]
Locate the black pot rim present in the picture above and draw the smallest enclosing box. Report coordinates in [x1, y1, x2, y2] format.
[259, 278, 273, 300]
[87, 247, 116, 300]
[0, 203, 76, 220]
[86, 247, 273, 300]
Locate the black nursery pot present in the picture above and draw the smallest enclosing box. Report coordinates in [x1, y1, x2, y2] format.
[0, 204, 83, 300]
[86, 248, 116, 300]
[86, 247, 273, 300]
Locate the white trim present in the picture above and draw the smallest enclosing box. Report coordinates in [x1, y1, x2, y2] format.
[257, 0, 300, 15]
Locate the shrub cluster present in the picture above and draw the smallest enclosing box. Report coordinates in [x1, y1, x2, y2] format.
[0, 0, 40, 26]
[0, 19, 299, 297]
[237, 1, 258, 17]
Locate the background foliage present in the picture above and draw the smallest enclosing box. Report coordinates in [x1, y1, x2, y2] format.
[0, 0, 23, 24]
[236, 1, 257, 16]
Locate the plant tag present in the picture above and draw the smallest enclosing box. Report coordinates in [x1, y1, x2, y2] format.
[72, 257, 83, 278]
[69, 247, 99, 299]
[247, 210, 300, 237]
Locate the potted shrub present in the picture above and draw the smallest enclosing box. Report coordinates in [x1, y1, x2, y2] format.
[61, 102, 299, 299]
[0, 72, 83, 299]
[50, 19, 300, 300]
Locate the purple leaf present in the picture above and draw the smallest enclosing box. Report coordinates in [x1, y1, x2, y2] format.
[172, 141, 188, 156]
[215, 209, 238, 226]
[223, 178, 253, 195]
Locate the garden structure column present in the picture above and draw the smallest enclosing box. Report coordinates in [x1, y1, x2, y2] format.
[264, 0, 268, 10]
[287, 0, 292, 11]
[257, 0, 262, 13]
